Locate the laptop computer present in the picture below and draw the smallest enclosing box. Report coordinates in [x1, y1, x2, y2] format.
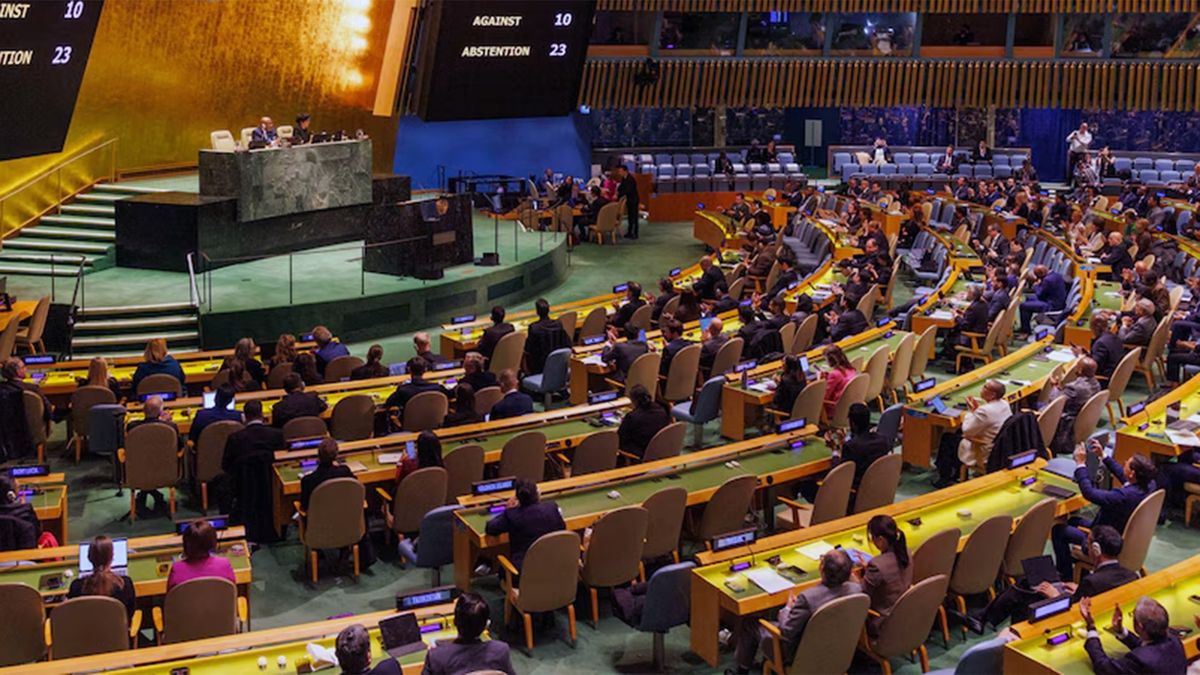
[1021, 554, 1060, 587]
[80, 537, 128, 576]
[378, 612, 426, 658]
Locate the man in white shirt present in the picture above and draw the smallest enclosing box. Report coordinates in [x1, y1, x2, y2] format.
[1066, 123, 1093, 187]
[958, 380, 1012, 475]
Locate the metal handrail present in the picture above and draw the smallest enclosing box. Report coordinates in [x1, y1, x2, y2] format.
[186, 251, 203, 308]
[65, 255, 88, 361]
[0, 138, 119, 237]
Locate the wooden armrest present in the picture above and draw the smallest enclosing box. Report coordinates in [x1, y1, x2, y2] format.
[152, 606, 163, 634]
[375, 487, 392, 502]
[117, 448, 126, 464]
[237, 596, 248, 627]
[759, 618, 784, 672]
[130, 609, 143, 643]
[292, 501, 305, 518]
[617, 450, 640, 462]
[496, 554, 519, 578]
[44, 618, 51, 647]
[777, 496, 812, 511]
[765, 408, 788, 420]
[867, 608, 882, 619]
[554, 452, 572, 466]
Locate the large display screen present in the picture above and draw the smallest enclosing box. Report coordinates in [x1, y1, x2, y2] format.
[0, 0, 102, 161]
[414, 0, 594, 121]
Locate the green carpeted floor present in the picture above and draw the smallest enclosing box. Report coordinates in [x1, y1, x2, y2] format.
[15, 226, 1200, 674]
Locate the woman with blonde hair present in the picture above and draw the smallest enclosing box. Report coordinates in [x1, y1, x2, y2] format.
[132, 337, 184, 392]
[85, 356, 121, 400]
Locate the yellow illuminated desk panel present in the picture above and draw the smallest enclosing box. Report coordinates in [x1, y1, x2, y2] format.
[688, 462, 1084, 666]
[452, 428, 831, 589]
[1004, 555, 1200, 674]
[901, 338, 1071, 467]
[1113, 371, 1200, 465]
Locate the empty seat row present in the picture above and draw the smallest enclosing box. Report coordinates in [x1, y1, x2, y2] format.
[656, 173, 807, 193]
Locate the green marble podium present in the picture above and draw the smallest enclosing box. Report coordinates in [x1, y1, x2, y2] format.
[198, 139, 373, 222]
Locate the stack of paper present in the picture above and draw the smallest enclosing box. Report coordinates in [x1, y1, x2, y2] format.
[1046, 350, 1075, 363]
[929, 310, 955, 321]
[1166, 429, 1200, 447]
[795, 540, 834, 561]
[377, 453, 404, 465]
[744, 568, 794, 594]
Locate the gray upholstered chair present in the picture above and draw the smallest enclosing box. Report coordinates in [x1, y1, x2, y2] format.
[397, 504, 461, 585]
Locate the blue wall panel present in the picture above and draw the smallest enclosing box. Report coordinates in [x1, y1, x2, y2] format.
[392, 114, 592, 191]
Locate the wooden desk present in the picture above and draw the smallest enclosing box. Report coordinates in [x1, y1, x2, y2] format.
[1113, 371, 1200, 465]
[0, 527, 251, 604]
[452, 427, 829, 590]
[0, 299, 35, 332]
[688, 461, 1085, 666]
[3, 603, 458, 675]
[901, 338, 1071, 468]
[271, 399, 632, 531]
[718, 325, 908, 440]
[18, 473, 68, 543]
[1004, 556, 1200, 674]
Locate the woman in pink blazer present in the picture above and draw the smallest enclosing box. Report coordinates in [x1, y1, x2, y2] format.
[821, 344, 858, 419]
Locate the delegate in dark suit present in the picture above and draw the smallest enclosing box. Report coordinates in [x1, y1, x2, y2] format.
[299, 462, 353, 511]
[525, 318, 570, 375]
[611, 298, 646, 330]
[477, 322, 514, 360]
[1018, 271, 1068, 333]
[829, 309, 868, 343]
[422, 640, 515, 675]
[1051, 457, 1154, 579]
[617, 401, 671, 460]
[1091, 331, 1124, 378]
[1118, 315, 1156, 347]
[489, 390, 533, 420]
[1101, 245, 1134, 281]
[659, 337, 692, 376]
[383, 379, 444, 416]
[271, 391, 327, 428]
[986, 290, 1010, 323]
[699, 334, 729, 373]
[601, 340, 649, 381]
[1084, 627, 1186, 675]
[618, 173, 639, 238]
[221, 422, 284, 475]
[694, 266, 727, 301]
[734, 580, 863, 671]
[484, 501, 565, 570]
[1076, 561, 1140, 601]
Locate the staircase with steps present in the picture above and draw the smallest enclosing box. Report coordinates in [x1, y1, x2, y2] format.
[71, 302, 201, 359]
[0, 182, 167, 278]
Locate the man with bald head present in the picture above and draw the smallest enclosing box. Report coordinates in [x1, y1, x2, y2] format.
[250, 116, 277, 146]
[934, 379, 1011, 487]
[693, 255, 727, 300]
[1100, 231, 1133, 280]
[1118, 299, 1157, 347]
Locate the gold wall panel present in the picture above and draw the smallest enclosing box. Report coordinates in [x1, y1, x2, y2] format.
[0, 0, 401, 195]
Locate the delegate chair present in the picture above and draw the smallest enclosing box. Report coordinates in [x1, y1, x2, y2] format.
[620, 562, 695, 671]
[14, 295, 50, 354]
[498, 431, 547, 482]
[0, 583, 46, 666]
[660, 344, 701, 404]
[769, 379, 826, 427]
[296, 477, 366, 585]
[954, 309, 1005, 371]
[1070, 391, 1109, 447]
[22, 390, 50, 464]
[828, 373, 870, 428]
[522, 347, 570, 407]
[48, 596, 141, 659]
[1073, 489, 1164, 580]
[907, 326, 938, 388]
[239, 127, 256, 147]
[579, 506, 649, 627]
[690, 474, 757, 549]
[876, 403, 903, 449]
[0, 316, 19, 361]
[489, 331, 527, 375]
[398, 504, 461, 585]
[641, 486, 687, 575]
[379, 466, 448, 541]
[860, 574, 951, 675]
[1103, 348, 1140, 426]
[137, 373, 183, 398]
[912, 527, 961, 646]
[282, 416, 327, 441]
[761, 593, 871, 675]
[69, 385, 117, 462]
[560, 429, 618, 477]
[500, 530, 582, 652]
[853, 453, 903, 513]
[120, 423, 183, 521]
[607, 352, 661, 397]
[330, 394, 375, 442]
[590, 201, 623, 245]
[886, 334, 916, 404]
[401, 391, 448, 432]
[1035, 396, 1067, 451]
[638, 421, 687, 463]
[1001, 498, 1057, 580]
[579, 307, 608, 342]
[474, 386, 503, 416]
[443, 444, 484, 502]
[266, 362, 293, 389]
[152, 577, 245, 644]
[671, 376, 725, 449]
[323, 355, 363, 383]
[628, 305, 653, 333]
[210, 130, 236, 151]
[791, 315, 818, 355]
[862, 346, 892, 411]
[948, 515, 1012, 637]
[777, 461, 854, 529]
[708, 337, 744, 376]
[193, 420, 243, 512]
